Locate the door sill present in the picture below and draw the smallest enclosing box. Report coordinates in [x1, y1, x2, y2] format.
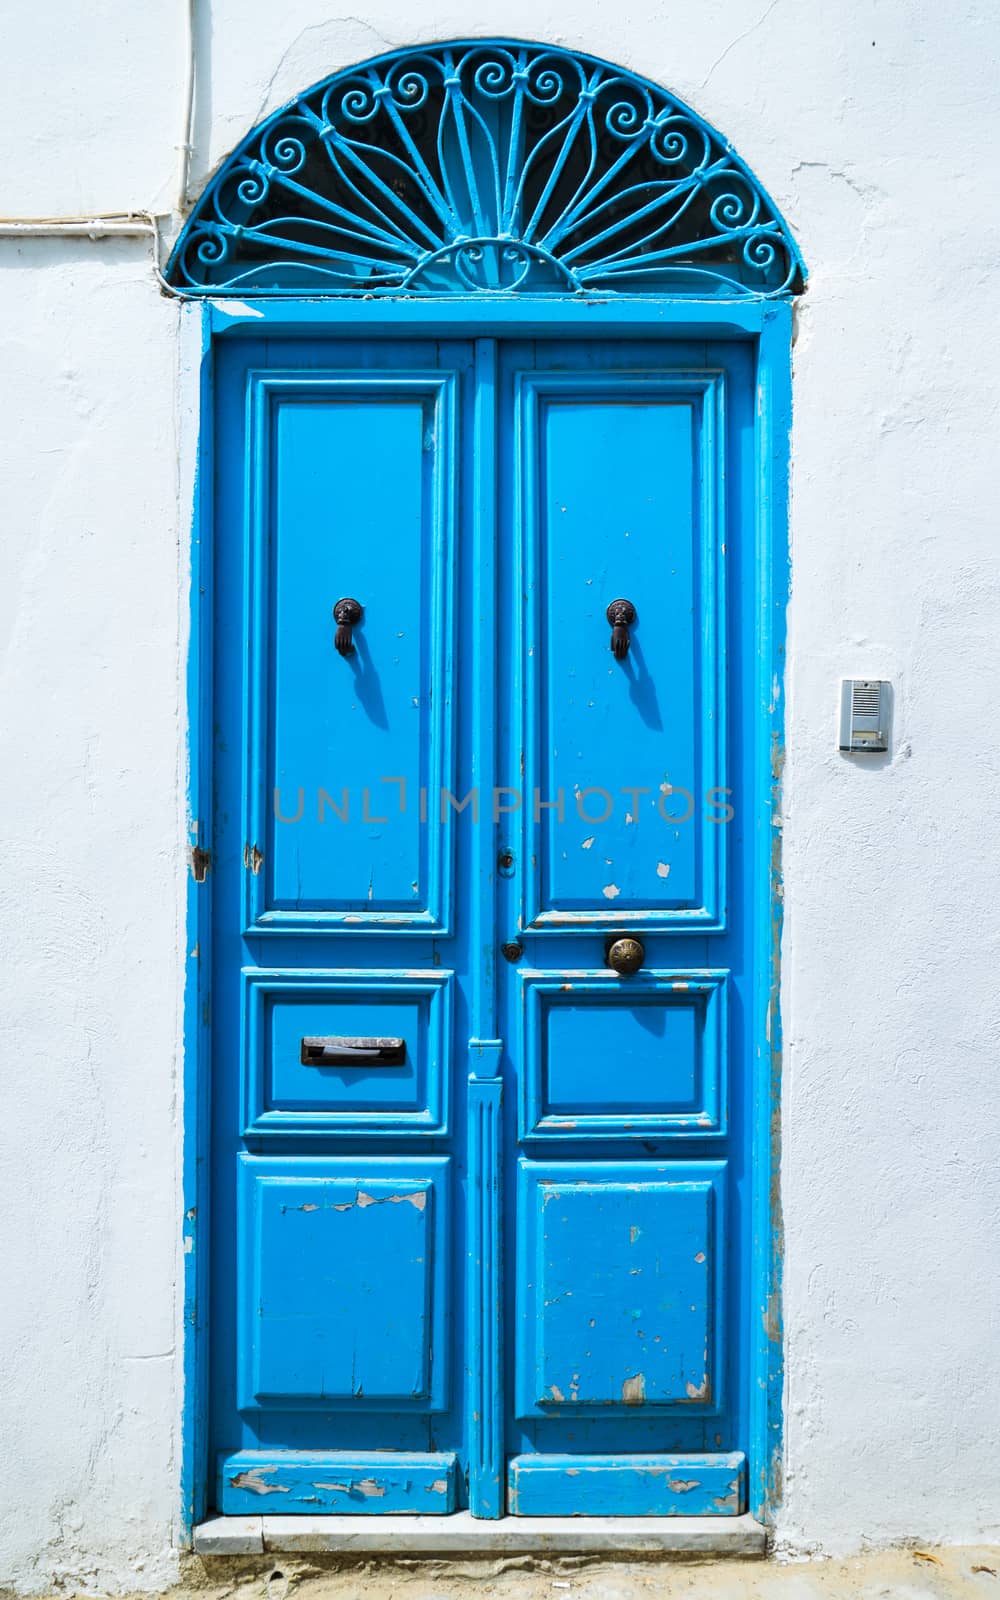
[193, 1511, 767, 1557]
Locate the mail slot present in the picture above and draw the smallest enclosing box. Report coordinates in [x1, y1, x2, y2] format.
[300, 1036, 407, 1067]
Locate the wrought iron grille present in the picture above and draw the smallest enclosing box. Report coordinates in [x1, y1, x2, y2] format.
[166, 40, 804, 297]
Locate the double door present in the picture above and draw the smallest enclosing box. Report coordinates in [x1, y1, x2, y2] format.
[209, 332, 756, 1517]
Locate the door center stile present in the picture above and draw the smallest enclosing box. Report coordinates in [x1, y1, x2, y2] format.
[465, 337, 505, 1518]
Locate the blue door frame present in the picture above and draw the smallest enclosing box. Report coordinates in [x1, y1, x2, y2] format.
[180, 295, 791, 1534]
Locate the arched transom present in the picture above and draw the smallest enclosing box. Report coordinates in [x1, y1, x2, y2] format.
[167, 40, 804, 297]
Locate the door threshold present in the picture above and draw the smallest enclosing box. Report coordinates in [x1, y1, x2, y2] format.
[193, 1511, 767, 1557]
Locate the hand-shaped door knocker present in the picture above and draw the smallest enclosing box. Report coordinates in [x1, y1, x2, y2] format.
[333, 597, 363, 657]
[606, 598, 636, 660]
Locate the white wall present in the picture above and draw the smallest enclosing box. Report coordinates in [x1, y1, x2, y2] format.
[2, 0, 1000, 1588]
[0, 245, 183, 1592]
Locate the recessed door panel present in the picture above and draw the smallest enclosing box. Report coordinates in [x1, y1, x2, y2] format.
[515, 1161, 725, 1418]
[518, 970, 727, 1140]
[245, 372, 457, 934]
[515, 371, 726, 932]
[241, 968, 451, 1137]
[237, 1156, 450, 1412]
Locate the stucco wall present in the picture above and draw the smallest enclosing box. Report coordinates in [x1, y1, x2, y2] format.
[0, 245, 183, 1592]
[2, 0, 999, 1589]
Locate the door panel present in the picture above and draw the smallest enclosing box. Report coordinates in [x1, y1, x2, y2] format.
[210, 332, 758, 1519]
[514, 370, 727, 931]
[244, 370, 458, 934]
[515, 1161, 725, 1417]
[241, 968, 452, 1137]
[219, 1450, 460, 1514]
[236, 1156, 451, 1413]
[517, 970, 727, 1140]
[508, 1452, 744, 1517]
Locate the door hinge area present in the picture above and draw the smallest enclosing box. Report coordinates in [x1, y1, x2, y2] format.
[243, 842, 264, 875]
[190, 845, 211, 882]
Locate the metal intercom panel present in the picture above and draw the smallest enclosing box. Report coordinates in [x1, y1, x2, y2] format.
[839, 679, 890, 752]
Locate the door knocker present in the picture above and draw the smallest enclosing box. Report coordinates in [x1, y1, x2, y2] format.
[606, 598, 636, 660]
[333, 597, 363, 656]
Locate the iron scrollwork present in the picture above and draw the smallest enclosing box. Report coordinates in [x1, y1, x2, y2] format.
[167, 41, 804, 298]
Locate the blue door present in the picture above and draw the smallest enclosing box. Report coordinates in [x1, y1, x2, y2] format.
[210, 331, 756, 1518]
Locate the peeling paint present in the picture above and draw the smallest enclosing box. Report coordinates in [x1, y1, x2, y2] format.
[295, 1187, 429, 1216]
[354, 1478, 385, 1498]
[356, 1189, 427, 1211]
[229, 1468, 289, 1495]
[713, 1489, 741, 1512]
[312, 1477, 385, 1497]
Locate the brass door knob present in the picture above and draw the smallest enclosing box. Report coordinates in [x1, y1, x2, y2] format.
[605, 936, 645, 975]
